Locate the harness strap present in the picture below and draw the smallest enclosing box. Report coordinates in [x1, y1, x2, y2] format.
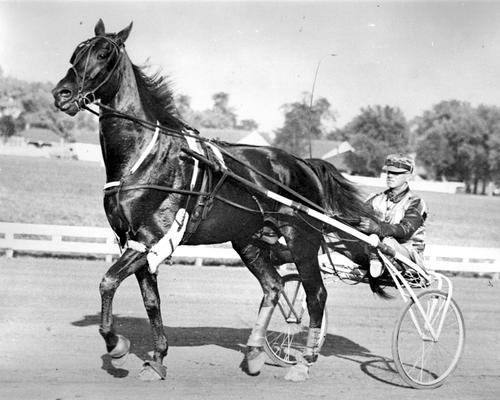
[130, 123, 160, 173]
[185, 135, 204, 191]
[104, 121, 160, 191]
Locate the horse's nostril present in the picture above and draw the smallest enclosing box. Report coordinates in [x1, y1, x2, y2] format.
[59, 89, 73, 99]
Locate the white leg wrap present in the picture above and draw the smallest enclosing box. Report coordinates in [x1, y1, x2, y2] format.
[247, 305, 274, 347]
[303, 327, 322, 358]
[147, 208, 189, 274]
[307, 327, 322, 348]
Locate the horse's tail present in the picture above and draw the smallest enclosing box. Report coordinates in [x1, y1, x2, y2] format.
[305, 158, 373, 223]
[306, 158, 393, 299]
[368, 276, 394, 299]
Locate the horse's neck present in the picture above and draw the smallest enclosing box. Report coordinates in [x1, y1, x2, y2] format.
[99, 61, 159, 182]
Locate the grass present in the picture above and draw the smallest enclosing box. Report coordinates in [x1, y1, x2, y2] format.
[1, 155, 499, 248]
[0, 155, 106, 227]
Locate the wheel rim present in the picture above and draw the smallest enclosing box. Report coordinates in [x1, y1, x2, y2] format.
[394, 290, 465, 388]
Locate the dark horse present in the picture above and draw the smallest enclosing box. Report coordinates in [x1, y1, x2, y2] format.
[52, 20, 374, 381]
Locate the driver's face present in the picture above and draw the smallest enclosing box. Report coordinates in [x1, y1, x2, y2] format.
[386, 171, 410, 189]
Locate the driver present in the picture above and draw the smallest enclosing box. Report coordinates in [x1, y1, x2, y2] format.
[358, 153, 428, 277]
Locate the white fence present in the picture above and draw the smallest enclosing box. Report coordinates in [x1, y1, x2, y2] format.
[346, 174, 465, 194]
[1, 222, 499, 276]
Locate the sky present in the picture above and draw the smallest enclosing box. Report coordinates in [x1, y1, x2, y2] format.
[1, 0, 500, 133]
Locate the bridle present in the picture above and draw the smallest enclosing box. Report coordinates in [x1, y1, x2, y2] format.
[69, 35, 124, 110]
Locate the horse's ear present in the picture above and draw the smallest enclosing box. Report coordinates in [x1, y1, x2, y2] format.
[95, 19, 106, 36]
[116, 22, 133, 46]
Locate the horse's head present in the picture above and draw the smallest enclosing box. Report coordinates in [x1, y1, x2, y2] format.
[52, 19, 133, 115]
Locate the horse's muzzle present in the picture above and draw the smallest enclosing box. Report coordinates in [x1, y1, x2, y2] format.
[52, 75, 80, 116]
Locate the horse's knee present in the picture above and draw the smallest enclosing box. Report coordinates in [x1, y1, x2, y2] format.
[259, 273, 283, 307]
[99, 274, 120, 296]
[143, 296, 161, 313]
[239, 243, 263, 265]
[237, 243, 282, 305]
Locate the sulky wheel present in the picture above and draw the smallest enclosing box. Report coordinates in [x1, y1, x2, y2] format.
[392, 289, 465, 389]
[263, 273, 328, 367]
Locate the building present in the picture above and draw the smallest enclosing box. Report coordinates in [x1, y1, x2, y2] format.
[0, 128, 66, 158]
[19, 128, 64, 147]
[309, 139, 355, 173]
[200, 128, 271, 146]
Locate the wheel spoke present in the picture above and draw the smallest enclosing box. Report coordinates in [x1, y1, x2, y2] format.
[263, 274, 328, 367]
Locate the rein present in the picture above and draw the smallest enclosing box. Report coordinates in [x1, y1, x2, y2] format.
[103, 183, 261, 213]
[83, 101, 328, 215]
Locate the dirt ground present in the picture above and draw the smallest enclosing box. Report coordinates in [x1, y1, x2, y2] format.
[0, 257, 499, 400]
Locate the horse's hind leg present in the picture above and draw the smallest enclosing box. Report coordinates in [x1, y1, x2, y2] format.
[280, 227, 327, 381]
[99, 249, 147, 367]
[232, 240, 283, 376]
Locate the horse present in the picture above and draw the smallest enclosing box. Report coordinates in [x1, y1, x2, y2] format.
[52, 19, 376, 381]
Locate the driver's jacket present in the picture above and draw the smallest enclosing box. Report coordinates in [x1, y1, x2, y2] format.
[366, 185, 427, 253]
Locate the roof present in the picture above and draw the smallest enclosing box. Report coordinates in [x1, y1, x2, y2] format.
[323, 152, 351, 172]
[306, 139, 354, 172]
[19, 128, 62, 144]
[309, 139, 353, 159]
[200, 128, 251, 143]
[200, 128, 270, 146]
[321, 141, 354, 159]
[309, 140, 339, 158]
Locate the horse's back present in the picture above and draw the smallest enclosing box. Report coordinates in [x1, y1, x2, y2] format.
[219, 143, 325, 204]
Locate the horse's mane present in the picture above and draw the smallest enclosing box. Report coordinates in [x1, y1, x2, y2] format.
[132, 64, 186, 130]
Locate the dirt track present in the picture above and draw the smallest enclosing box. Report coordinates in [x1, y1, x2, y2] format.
[0, 257, 499, 399]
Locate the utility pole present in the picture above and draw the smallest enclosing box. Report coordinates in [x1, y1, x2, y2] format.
[308, 53, 336, 159]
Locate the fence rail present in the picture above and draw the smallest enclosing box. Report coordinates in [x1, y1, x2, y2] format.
[1, 222, 499, 275]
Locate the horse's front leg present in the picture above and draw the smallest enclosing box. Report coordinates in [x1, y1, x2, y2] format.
[135, 267, 168, 381]
[99, 249, 147, 366]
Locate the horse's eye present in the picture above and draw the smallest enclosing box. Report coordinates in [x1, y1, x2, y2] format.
[97, 52, 110, 60]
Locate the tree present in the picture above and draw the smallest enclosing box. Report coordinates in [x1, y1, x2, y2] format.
[0, 115, 15, 141]
[415, 100, 490, 193]
[415, 129, 453, 179]
[339, 105, 410, 176]
[489, 133, 500, 187]
[175, 94, 203, 128]
[0, 71, 80, 140]
[176, 92, 258, 132]
[198, 92, 238, 129]
[273, 93, 335, 157]
[237, 119, 258, 131]
[476, 105, 500, 191]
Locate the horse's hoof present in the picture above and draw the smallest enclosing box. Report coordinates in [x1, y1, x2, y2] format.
[109, 334, 130, 367]
[303, 353, 318, 364]
[138, 361, 167, 381]
[242, 346, 266, 376]
[284, 363, 310, 382]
